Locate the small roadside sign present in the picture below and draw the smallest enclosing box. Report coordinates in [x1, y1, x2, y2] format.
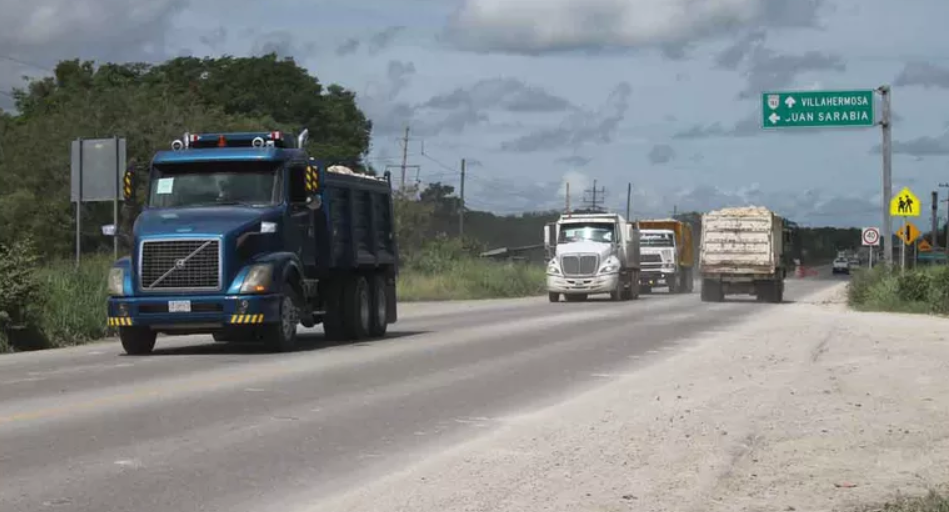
[861, 227, 880, 246]
[897, 222, 921, 245]
[919, 239, 933, 252]
[890, 187, 921, 217]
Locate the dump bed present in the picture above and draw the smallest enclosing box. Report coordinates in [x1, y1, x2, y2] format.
[700, 206, 783, 276]
[638, 219, 694, 268]
[317, 165, 398, 270]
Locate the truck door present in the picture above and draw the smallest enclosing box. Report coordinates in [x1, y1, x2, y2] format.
[287, 162, 316, 267]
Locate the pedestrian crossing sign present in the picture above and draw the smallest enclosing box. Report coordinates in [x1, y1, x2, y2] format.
[890, 187, 921, 217]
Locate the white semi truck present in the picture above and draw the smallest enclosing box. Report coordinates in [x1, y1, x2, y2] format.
[699, 206, 791, 303]
[544, 212, 641, 302]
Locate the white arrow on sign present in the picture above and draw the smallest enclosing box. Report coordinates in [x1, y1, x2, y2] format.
[784, 96, 796, 108]
[768, 113, 781, 124]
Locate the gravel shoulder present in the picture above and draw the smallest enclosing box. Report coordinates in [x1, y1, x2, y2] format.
[305, 282, 949, 512]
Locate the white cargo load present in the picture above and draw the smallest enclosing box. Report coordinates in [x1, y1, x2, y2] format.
[700, 206, 784, 276]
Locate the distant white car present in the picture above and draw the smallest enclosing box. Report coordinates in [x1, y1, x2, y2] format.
[832, 258, 850, 275]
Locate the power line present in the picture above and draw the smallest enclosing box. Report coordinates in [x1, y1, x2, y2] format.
[581, 179, 607, 212]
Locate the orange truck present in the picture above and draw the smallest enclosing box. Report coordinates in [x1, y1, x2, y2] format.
[637, 219, 695, 293]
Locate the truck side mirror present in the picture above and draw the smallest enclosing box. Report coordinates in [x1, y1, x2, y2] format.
[101, 224, 131, 244]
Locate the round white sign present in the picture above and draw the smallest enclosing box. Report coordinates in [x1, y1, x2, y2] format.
[862, 227, 880, 246]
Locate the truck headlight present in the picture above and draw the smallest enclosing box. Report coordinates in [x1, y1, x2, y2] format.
[547, 259, 561, 275]
[599, 257, 619, 274]
[240, 264, 273, 294]
[107, 268, 125, 296]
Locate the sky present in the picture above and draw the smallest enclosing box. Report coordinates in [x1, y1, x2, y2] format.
[3, 0, 949, 228]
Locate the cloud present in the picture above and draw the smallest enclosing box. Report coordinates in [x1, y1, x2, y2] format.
[423, 78, 574, 113]
[251, 31, 315, 59]
[673, 112, 764, 139]
[198, 27, 227, 51]
[0, 1, 189, 107]
[870, 130, 949, 157]
[714, 29, 767, 70]
[336, 26, 404, 56]
[894, 62, 949, 89]
[336, 38, 360, 56]
[501, 81, 631, 152]
[648, 144, 676, 164]
[556, 156, 592, 167]
[446, 0, 826, 54]
[737, 47, 845, 99]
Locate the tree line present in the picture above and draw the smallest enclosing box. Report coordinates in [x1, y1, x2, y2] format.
[0, 54, 862, 263]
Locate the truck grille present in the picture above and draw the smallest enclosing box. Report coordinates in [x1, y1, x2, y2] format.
[641, 254, 662, 263]
[140, 239, 221, 291]
[561, 254, 598, 276]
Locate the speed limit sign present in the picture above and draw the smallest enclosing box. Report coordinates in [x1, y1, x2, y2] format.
[862, 227, 880, 246]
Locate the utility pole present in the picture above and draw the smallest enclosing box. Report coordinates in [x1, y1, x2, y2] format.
[400, 125, 410, 189]
[582, 179, 606, 212]
[625, 183, 631, 219]
[940, 183, 949, 255]
[565, 182, 570, 213]
[878, 85, 893, 267]
[933, 191, 939, 247]
[458, 158, 466, 238]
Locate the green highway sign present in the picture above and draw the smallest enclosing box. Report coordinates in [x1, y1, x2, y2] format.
[761, 90, 875, 129]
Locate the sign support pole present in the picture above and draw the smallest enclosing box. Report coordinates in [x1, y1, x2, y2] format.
[901, 218, 906, 273]
[879, 85, 893, 268]
[75, 138, 83, 269]
[113, 135, 120, 261]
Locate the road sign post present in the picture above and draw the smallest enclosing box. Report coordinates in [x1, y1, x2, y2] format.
[862, 227, 880, 269]
[761, 90, 875, 129]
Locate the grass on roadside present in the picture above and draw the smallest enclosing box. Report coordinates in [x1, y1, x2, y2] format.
[847, 264, 949, 315]
[1, 249, 544, 352]
[862, 490, 949, 512]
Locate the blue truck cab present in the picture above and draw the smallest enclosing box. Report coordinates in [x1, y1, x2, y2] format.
[106, 129, 399, 355]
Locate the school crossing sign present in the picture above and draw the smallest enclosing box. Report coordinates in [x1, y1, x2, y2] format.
[761, 90, 875, 129]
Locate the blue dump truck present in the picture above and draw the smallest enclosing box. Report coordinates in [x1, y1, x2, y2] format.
[105, 130, 399, 355]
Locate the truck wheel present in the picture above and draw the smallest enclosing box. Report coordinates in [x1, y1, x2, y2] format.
[368, 274, 388, 337]
[265, 292, 299, 353]
[342, 275, 371, 340]
[610, 279, 623, 301]
[640, 285, 652, 294]
[770, 280, 784, 304]
[629, 273, 640, 300]
[548, 292, 560, 303]
[700, 279, 722, 302]
[685, 270, 694, 293]
[120, 327, 156, 356]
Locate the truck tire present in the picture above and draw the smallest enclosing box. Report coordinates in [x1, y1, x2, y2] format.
[322, 280, 345, 341]
[368, 274, 388, 337]
[548, 292, 560, 303]
[264, 291, 300, 353]
[685, 269, 694, 293]
[770, 280, 784, 304]
[120, 327, 157, 356]
[610, 279, 623, 301]
[628, 272, 640, 300]
[342, 275, 371, 340]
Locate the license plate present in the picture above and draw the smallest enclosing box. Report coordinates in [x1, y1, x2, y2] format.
[168, 300, 191, 313]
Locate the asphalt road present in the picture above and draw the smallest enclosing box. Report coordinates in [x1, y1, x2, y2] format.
[0, 273, 843, 512]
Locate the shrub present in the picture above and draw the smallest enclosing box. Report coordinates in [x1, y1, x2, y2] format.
[36, 255, 112, 347]
[0, 238, 48, 351]
[849, 264, 949, 315]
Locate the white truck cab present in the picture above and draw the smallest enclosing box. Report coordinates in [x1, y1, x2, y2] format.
[639, 229, 677, 289]
[544, 213, 641, 302]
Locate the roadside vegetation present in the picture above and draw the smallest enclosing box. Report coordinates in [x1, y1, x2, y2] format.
[847, 264, 949, 315]
[861, 490, 949, 512]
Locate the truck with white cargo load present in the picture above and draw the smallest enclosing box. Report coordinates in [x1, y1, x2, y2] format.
[699, 206, 791, 303]
[638, 219, 695, 294]
[543, 212, 641, 302]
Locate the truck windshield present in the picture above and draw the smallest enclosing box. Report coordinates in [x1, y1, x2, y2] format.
[147, 161, 281, 208]
[559, 223, 614, 243]
[641, 233, 674, 247]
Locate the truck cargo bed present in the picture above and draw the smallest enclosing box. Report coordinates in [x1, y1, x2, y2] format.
[700, 207, 782, 275]
[318, 169, 398, 270]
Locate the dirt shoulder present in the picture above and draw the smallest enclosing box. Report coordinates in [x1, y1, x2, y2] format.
[310, 283, 949, 512]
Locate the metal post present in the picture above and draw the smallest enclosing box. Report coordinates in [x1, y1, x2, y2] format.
[399, 126, 409, 189]
[625, 183, 631, 219]
[113, 136, 120, 261]
[458, 158, 466, 238]
[901, 219, 906, 273]
[76, 138, 83, 268]
[879, 85, 893, 267]
[933, 191, 939, 249]
[565, 182, 570, 213]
